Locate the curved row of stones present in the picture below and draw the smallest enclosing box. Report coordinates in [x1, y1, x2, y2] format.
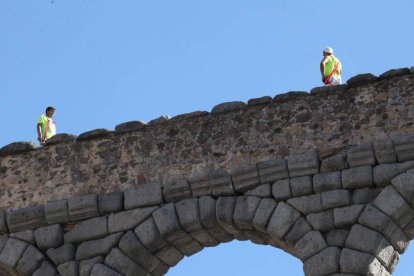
[1, 134, 414, 275]
[1, 67, 413, 155]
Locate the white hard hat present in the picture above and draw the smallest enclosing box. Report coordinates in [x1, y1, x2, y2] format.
[323, 47, 333, 54]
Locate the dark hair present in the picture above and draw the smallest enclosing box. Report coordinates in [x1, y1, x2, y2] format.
[45, 106, 56, 114]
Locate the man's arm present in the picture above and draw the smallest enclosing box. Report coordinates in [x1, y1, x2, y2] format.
[320, 57, 328, 82]
[37, 123, 42, 142]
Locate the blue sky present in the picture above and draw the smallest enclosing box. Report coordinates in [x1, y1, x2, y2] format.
[1, 1, 414, 275]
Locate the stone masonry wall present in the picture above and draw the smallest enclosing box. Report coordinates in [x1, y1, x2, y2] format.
[1, 68, 414, 211]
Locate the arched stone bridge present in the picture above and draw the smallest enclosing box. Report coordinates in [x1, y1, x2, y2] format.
[1, 67, 414, 275]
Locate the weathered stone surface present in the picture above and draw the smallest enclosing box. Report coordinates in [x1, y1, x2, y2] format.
[267, 202, 301, 239]
[0, 141, 36, 156]
[99, 191, 124, 215]
[119, 231, 157, 271]
[108, 206, 157, 233]
[0, 211, 8, 234]
[233, 196, 261, 230]
[374, 185, 414, 229]
[44, 199, 70, 224]
[0, 236, 7, 252]
[57, 261, 79, 276]
[334, 205, 364, 228]
[287, 194, 324, 215]
[45, 133, 76, 145]
[152, 203, 185, 242]
[379, 67, 410, 80]
[231, 165, 260, 192]
[147, 115, 171, 125]
[358, 204, 409, 253]
[76, 232, 123, 261]
[156, 245, 183, 266]
[247, 96, 272, 106]
[290, 176, 313, 197]
[345, 224, 396, 268]
[32, 261, 56, 276]
[321, 190, 351, 210]
[79, 256, 104, 276]
[273, 91, 308, 102]
[162, 177, 192, 203]
[0, 238, 28, 267]
[209, 170, 235, 196]
[90, 263, 122, 276]
[252, 198, 277, 232]
[374, 164, 404, 187]
[216, 197, 241, 236]
[306, 210, 334, 232]
[287, 150, 319, 177]
[321, 152, 348, 173]
[64, 217, 108, 244]
[373, 139, 397, 164]
[352, 188, 382, 204]
[175, 198, 202, 232]
[188, 174, 211, 197]
[342, 166, 373, 189]
[114, 120, 145, 133]
[9, 229, 34, 244]
[295, 231, 327, 260]
[169, 234, 203, 256]
[391, 172, 414, 207]
[46, 243, 75, 265]
[68, 194, 100, 222]
[34, 224, 64, 251]
[325, 229, 349, 247]
[245, 184, 271, 197]
[169, 110, 208, 122]
[272, 179, 291, 201]
[340, 248, 382, 275]
[347, 73, 378, 87]
[15, 244, 44, 274]
[7, 205, 47, 233]
[134, 217, 168, 252]
[392, 134, 414, 162]
[124, 181, 163, 210]
[347, 143, 376, 167]
[257, 158, 289, 183]
[313, 171, 341, 193]
[198, 196, 233, 243]
[285, 217, 312, 244]
[77, 128, 111, 141]
[310, 84, 347, 95]
[211, 101, 246, 114]
[304, 247, 340, 276]
[105, 247, 150, 276]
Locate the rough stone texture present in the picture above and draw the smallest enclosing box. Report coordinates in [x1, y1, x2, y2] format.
[7, 205, 47, 233]
[0, 238, 28, 267]
[287, 194, 323, 215]
[134, 217, 168, 252]
[231, 165, 260, 192]
[104, 247, 150, 276]
[0, 141, 37, 156]
[46, 243, 75, 265]
[124, 181, 163, 209]
[245, 184, 271, 197]
[209, 170, 235, 196]
[9, 229, 35, 244]
[285, 217, 312, 244]
[313, 171, 342, 193]
[233, 196, 261, 230]
[108, 206, 157, 233]
[57, 261, 79, 276]
[162, 177, 192, 203]
[306, 210, 334, 232]
[211, 101, 246, 114]
[99, 191, 124, 215]
[287, 150, 319, 177]
[340, 248, 382, 275]
[188, 174, 211, 197]
[32, 261, 57, 276]
[267, 202, 301, 239]
[114, 120, 145, 133]
[252, 198, 277, 232]
[321, 152, 348, 173]
[77, 128, 111, 141]
[68, 194, 100, 222]
[392, 134, 414, 162]
[310, 84, 347, 95]
[90, 263, 122, 276]
[216, 197, 241, 237]
[347, 143, 376, 168]
[347, 73, 378, 88]
[391, 172, 414, 206]
[321, 190, 351, 210]
[64, 217, 108, 244]
[325, 229, 349, 247]
[290, 176, 313, 197]
[342, 166, 373, 189]
[294, 231, 327, 260]
[76, 232, 123, 261]
[373, 139, 397, 164]
[148, 115, 171, 126]
[79, 256, 104, 276]
[247, 96, 272, 106]
[0, 211, 8, 234]
[44, 199, 70, 224]
[257, 158, 289, 183]
[34, 224, 64, 251]
[272, 179, 291, 201]
[352, 188, 382, 204]
[152, 203, 185, 242]
[379, 67, 410, 80]
[303, 247, 340, 276]
[334, 205, 365, 228]
[44, 133, 76, 146]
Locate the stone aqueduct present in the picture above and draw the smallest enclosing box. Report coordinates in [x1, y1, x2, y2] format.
[1, 67, 414, 276]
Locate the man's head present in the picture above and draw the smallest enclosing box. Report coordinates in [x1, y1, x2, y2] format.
[45, 106, 56, 118]
[323, 47, 333, 56]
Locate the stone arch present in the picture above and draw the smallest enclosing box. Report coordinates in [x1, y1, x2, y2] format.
[1, 137, 414, 275]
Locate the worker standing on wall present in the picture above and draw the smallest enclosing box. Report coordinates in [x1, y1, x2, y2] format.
[37, 106, 56, 145]
[320, 47, 342, 86]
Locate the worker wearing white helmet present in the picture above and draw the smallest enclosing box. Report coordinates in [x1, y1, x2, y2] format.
[320, 47, 342, 86]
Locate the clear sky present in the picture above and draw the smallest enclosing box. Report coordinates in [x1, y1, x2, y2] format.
[1, 1, 413, 275]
